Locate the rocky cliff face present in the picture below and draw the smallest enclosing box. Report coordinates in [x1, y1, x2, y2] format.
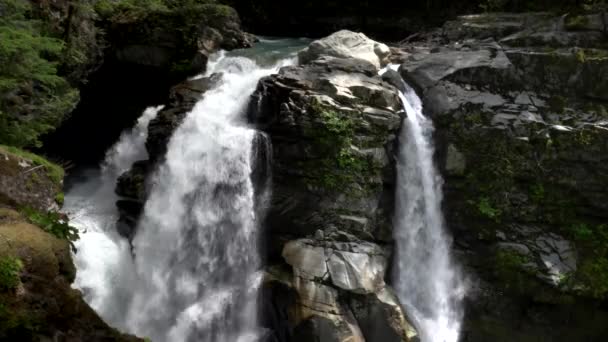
[250, 30, 417, 342]
[394, 12, 608, 341]
[43, 0, 254, 164]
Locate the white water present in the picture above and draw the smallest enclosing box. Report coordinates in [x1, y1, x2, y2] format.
[124, 54, 295, 342]
[390, 74, 466, 342]
[67, 105, 161, 317]
[65, 41, 302, 342]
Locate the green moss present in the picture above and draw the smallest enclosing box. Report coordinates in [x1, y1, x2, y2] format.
[20, 207, 78, 250]
[575, 49, 587, 63]
[565, 14, 590, 31]
[54, 192, 64, 206]
[0, 145, 64, 186]
[578, 257, 608, 298]
[529, 183, 545, 203]
[475, 197, 502, 221]
[0, 256, 22, 290]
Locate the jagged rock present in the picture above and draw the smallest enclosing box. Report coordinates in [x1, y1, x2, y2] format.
[116, 160, 150, 201]
[298, 30, 391, 69]
[255, 32, 414, 342]
[107, 4, 254, 76]
[282, 239, 387, 294]
[251, 52, 400, 243]
[397, 12, 608, 341]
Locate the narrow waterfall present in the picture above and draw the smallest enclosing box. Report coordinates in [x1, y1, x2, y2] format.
[64, 39, 304, 342]
[392, 82, 465, 342]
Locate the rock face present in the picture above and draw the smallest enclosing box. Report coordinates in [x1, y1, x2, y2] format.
[395, 12, 608, 341]
[0, 208, 140, 341]
[43, 2, 253, 164]
[0, 147, 62, 211]
[250, 31, 416, 342]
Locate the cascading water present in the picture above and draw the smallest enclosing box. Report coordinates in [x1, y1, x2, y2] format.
[64, 39, 306, 342]
[67, 105, 162, 318]
[124, 54, 297, 342]
[390, 74, 466, 342]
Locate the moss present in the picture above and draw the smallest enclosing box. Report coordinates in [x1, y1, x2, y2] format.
[565, 14, 590, 31]
[577, 257, 608, 298]
[301, 101, 382, 194]
[0, 256, 22, 290]
[0, 145, 64, 186]
[473, 197, 502, 222]
[20, 208, 78, 250]
[54, 192, 64, 206]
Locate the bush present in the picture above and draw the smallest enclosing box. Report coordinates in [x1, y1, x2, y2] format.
[20, 208, 78, 250]
[0, 256, 22, 290]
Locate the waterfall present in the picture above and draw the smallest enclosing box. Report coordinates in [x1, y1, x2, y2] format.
[65, 39, 304, 342]
[67, 105, 162, 319]
[124, 55, 295, 342]
[391, 78, 465, 342]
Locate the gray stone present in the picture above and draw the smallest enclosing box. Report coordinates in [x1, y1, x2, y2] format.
[299, 30, 390, 69]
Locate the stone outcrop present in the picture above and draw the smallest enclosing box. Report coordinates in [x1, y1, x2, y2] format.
[0, 147, 63, 211]
[250, 30, 417, 342]
[0, 208, 140, 341]
[394, 12, 608, 341]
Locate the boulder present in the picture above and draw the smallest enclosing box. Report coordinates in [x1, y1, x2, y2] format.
[298, 30, 391, 69]
[253, 32, 414, 342]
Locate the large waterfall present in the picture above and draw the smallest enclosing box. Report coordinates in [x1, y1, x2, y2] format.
[392, 80, 465, 342]
[65, 40, 305, 342]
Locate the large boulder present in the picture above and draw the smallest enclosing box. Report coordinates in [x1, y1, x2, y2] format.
[251, 33, 416, 342]
[298, 30, 391, 69]
[396, 12, 608, 341]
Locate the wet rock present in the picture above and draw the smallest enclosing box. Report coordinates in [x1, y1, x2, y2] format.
[147, 73, 222, 161]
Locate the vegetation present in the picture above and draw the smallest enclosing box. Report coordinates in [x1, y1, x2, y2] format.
[0, 145, 64, 186]
[20, 207, 78, 250]
[0, 0, 79, 148]
[0, 256, 22, 290]
[475, 197, 502, 221]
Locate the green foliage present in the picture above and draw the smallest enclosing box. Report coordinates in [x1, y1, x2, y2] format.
[569, 223, 595, 241]
[0, 0, 79, 148]
[529, 183, 545, 202]
[305, 103, 378, 192]
[476, 197, 502, 221]
[0, 145, 64, 186]
[578, 258, 608, 298]
[54, 192, 64, 206]
[20, 208, 78, 250]
[0, 256, 22, 290]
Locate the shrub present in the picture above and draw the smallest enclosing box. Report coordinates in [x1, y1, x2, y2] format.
[0, 256, 22, 290]
[20, 208, 78, 250]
